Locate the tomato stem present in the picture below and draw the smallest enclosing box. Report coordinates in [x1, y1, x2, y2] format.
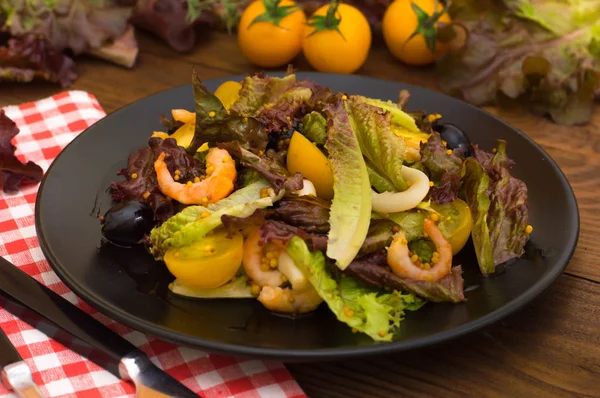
[248, 0, 300, 29]
[404, 0, 451, 54]
[305, 0, 346, 41]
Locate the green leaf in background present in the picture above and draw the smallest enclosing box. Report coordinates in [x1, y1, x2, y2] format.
[436, 0, 600, 125]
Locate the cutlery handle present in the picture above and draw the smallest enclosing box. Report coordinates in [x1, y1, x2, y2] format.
[14, 384, 45, 398]
[0, 256, 135, 370]
[2, 362, 45, 398]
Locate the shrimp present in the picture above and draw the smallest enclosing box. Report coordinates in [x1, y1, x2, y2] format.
[387, 218, 453, 282]
[242, 229, 284, 287]
[153, 147, 236, 205]
[258, 251, 323, 314]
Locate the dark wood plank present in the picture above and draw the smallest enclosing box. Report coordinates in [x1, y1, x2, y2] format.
[287, 274, 600, 398]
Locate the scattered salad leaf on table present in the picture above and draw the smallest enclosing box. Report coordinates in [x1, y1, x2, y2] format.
[0, 110, 44, 193]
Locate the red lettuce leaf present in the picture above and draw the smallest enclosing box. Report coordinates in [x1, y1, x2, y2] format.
[0, 111, 44, 193]
[461, 140, 530, 274]
[186, 70, 269, 153]
[472, 141, 530, 265]
[111, 137, 205, 222]
[217, 141, 303, 193]
[344, 251, 466, 303]
[420, 131, 464, 204]
[268, 195, 331, 233]
[0, 34, 76, 87]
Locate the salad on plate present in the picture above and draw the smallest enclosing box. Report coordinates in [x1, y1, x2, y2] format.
[100, 69, 532, 342]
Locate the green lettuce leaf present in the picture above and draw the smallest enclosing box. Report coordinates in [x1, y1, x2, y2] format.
[461, 158, 494, 275]
[437, 0, 600, 125]
[301, 111, 327, 145]
[360, 96, 420, 133]
[347, 98, 408, 192]
[148, 180, 274, 258]
[367, 164, 396, 193]
[323, 100, 372, 270]
[286, 237, 423, 342]
[387, 210, 428, 242]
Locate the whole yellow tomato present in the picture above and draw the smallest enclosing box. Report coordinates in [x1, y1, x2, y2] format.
[302, 2, 371, 74]
[238, 0, 306, 68]
[382, 0, 451, 66]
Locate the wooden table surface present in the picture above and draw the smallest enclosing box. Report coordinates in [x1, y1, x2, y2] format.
[2, 31, 599, 398]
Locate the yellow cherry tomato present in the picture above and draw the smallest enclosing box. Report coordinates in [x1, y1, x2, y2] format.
[382, 0, 451, 66]
[302, 3, 371, 74]
[214, 81, 242, 110]
[164, 229, 244, 289]
[431, 198, 472, 255]
[287, 131, 334, 200]
[238, 0, 306, 68]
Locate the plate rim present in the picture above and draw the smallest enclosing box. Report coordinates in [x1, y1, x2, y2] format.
[34, 72, 580, 361]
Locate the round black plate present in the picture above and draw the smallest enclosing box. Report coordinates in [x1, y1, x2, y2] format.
[35, 72, 579, 361]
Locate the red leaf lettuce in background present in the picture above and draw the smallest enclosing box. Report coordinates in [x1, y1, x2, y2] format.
[436, 0, 600, 126]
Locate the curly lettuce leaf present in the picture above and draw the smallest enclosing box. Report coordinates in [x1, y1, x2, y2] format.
[230, 73, 313, 132]
[420, 131, 464, 204]
[472, 141, 530, 265]
[148, 180, 274, 258]
[323, 100, 372, 270]
[0, 110, 44, 193]
[186, 70, 269, 153]
[286, 237, 423, 342]
[1, 0, 132, 55]
[0, 34, 76, 87]
[347, 98, 409, 192]
[437, 0, 600, 125]
[461, 140, 530, 274]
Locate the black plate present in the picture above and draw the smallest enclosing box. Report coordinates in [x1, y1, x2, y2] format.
[35, 72, 579, 361]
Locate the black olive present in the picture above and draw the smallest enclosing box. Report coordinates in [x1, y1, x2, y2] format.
[101, 201, 155, 246]
[435, 123, 471, 156]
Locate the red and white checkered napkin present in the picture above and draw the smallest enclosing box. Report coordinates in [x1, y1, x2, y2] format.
[0, 92, 306, 398]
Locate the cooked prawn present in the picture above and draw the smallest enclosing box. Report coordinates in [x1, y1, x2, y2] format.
[154, 147, 236, 205]
[258, 251, 323, 314]
[387, 218, 452, 282]
[243, 229, 284, 287]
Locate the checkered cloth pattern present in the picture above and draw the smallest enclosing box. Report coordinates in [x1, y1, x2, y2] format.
[0, 92, 306, 398]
